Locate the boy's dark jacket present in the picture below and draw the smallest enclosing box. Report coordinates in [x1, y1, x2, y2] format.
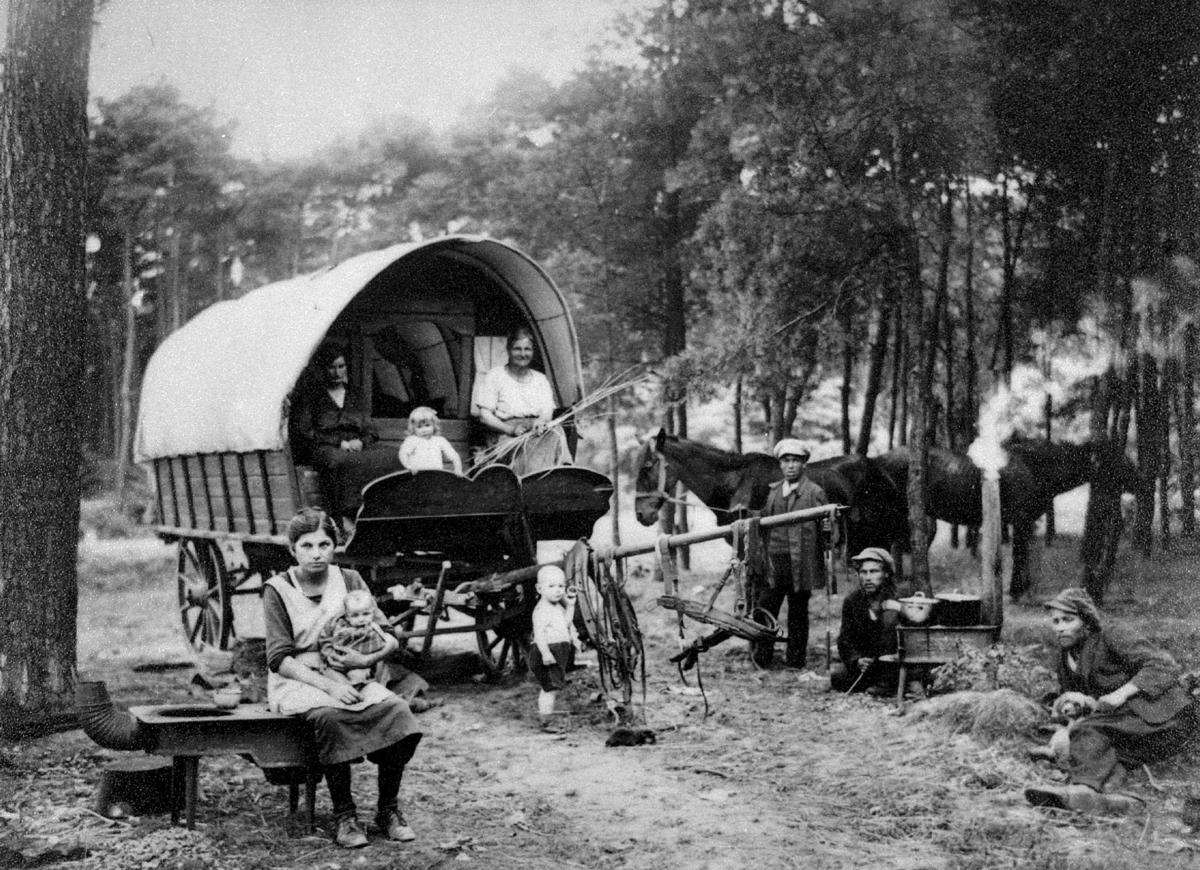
[757, 476, 827, 592]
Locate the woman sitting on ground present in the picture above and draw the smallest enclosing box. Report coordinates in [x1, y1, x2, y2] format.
[1024, 587, 1198, 814]
[473, 326, 568, 476]
[264, 508, 422, 848]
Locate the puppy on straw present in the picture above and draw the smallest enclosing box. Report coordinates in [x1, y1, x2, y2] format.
[1030, 691, 1098, 765]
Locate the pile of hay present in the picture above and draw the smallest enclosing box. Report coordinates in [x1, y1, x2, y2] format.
[907, 688, 1045, 741]
[930, 642, 1057, 699]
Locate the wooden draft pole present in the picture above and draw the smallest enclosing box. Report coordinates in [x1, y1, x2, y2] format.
[473, 504, 845, 590]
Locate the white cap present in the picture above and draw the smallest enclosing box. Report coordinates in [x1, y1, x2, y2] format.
[772, 438, 810, 460]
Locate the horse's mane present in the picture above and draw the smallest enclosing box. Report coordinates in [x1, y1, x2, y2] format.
[661, 435, 773, 471]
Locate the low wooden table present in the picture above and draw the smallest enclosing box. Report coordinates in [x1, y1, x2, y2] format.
[882, 625, 999, 713]
[129, 703, 319, 830]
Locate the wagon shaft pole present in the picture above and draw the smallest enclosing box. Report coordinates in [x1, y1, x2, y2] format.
[470, 505, 846, 589]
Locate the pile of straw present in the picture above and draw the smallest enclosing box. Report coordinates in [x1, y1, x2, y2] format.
[907, 688, 1046, 741]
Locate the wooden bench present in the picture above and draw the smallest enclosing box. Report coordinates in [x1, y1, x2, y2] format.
[129, 703, 320, 831]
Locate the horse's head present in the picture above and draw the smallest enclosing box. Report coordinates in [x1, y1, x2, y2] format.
[633, 434, 671, 526]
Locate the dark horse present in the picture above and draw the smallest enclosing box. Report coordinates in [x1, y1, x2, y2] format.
[874, 439, 1141, 598]
[632, 429, 910, 558]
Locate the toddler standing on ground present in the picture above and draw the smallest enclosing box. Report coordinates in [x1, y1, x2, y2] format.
[398, 406, 463, 474]
[319, 588, 399, 688]
[529, 565, 579, 731]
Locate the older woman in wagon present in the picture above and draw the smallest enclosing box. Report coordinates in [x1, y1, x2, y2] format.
[474, 326, 569, 476]
[265, 508, 422, 848]
[1024, 587, 1198, 814]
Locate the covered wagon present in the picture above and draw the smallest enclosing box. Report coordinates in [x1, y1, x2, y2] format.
[135, 236, 613, 667]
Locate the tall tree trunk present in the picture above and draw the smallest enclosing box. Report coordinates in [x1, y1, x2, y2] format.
[898, 320, 910, 447]
[1178, 323, 1197, 537]
[840, 314, 853, 454]
[114, 230, 138, 502]
[888, 301, 902, 449]
[675, 400, 689, 569]
[1133, 353, 1159, 557]
[903, 232, 932, 593]
[608, 398, 621, 548]
[1043, 391, 1056, 544]
[769, 386, 786, 445]
[0, 0, 93, 729]
[733, 376, 743, 454]
[995, 173, 1014, 378]
[962, 189, 979, 445]
[169, 224, 182, 333]
[856, 296, 890, 456]
[1158, 358, 1174, 550]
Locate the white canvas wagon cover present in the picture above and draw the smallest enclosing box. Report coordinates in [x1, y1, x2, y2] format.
[135, 236, 582, 461]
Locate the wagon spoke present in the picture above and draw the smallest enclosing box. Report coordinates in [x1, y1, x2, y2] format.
[204, 605, 220, 645]
[187, 611, 204, 644]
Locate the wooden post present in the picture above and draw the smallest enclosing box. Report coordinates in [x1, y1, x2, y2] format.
[979, 472, 1004, 628]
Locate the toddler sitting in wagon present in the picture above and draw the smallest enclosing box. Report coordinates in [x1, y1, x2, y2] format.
[319, 589, 400, 688]
[398, 406, 463, 474]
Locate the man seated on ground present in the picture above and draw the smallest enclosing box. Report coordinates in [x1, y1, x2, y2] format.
[830, 547, 902, 693]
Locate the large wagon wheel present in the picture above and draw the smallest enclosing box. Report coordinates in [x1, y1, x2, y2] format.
[177, 538, 233, 651]
[474, 593, 531, 677]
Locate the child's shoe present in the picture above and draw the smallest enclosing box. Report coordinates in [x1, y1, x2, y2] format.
[538, 714, 568, 734]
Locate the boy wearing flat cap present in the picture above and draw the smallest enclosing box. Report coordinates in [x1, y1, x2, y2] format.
[751, 438, 828, 669]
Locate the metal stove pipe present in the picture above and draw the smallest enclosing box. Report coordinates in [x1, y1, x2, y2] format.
[76, 681, 149, 751]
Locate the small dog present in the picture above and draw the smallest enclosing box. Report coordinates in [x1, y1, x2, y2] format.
[1030, 691, 1098, 765]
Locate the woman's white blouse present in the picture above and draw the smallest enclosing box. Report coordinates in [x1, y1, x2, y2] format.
[475, 366, 554, 420]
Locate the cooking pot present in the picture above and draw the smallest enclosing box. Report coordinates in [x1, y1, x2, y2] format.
[934, 592, 982, 627]
[898, 594, 936, 624]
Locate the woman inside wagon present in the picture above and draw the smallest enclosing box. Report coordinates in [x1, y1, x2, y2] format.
[290, 344, 402, 520]
[1024, 587, 1198, 814]
[474, 326, 570, 476]
[265, 508, 423, 848]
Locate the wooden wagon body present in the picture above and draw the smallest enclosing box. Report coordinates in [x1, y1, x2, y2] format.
[135, 236, 612, 667]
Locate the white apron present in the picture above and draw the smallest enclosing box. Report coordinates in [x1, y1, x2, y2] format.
[266, 566, 394, 715]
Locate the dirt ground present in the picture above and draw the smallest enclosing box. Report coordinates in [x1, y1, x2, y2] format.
[5, 520, 1200, 870]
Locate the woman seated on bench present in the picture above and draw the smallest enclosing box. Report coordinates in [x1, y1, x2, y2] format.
[474, 326, 568, 476]
[290, 345, 401, 519]
[264, 508, 422, 848]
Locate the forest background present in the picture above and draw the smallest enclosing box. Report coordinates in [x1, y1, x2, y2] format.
[82, 0, 1200, 559]
[5, 0, 1200, 723]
